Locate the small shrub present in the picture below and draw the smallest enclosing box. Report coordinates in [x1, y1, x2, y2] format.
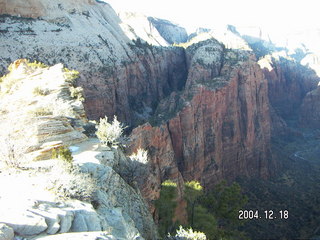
[122, 148, 149, 184]
[47, 164, 97, 201]
[0, 133, 27, 168]
[26, 60, 48, 69]
[69, 86, 84, 101]
[129, 148, 148, 164]
[63, 68, 79, 83]
[51, 146, 73, 165]
[28, 107, 53, 116]
[96, 116, 126, 146]
[33, 86, 50, 96]
[168, 226, 207, 240]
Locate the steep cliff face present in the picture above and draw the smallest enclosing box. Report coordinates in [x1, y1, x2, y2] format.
[117, 13, 188, 46]
[129, 38, 274, 205]
[299, 86, 320, 128]
[258, 52, 319, 120]
[0, 0, 187, 126]
[3, 2, 320, 231]
[147, 17, 188, 44]
[0, 60, 159, 239]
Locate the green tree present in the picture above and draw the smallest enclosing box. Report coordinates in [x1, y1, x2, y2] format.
[184, 181, 219, 239]
[155, 180, 178, 237]
[184, 181, 204, 227]
[200, 181, 248, 239]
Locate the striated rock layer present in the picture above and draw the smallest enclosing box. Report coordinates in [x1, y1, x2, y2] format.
[0, 59, 88, 161]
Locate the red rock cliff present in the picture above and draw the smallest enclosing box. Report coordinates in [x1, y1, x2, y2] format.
[129, 40, 274, 205]
[258, 53, 319, 120]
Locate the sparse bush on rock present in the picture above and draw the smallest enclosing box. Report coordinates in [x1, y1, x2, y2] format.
[167, 225, 207, 240]
[96, 116, 127, 146]
[69, 86, 85, 102]
[63, 68, 80, 83]
[28, 106, 53, 116]
[0, 133, 27, 168]
[33, 86, 50, 96]
[25, 60, 48, 69]
[51, 145, 73, 165]
[47, 162, 97, 202]
[49, 145, 96, 201]
[122, 148, 149, 184]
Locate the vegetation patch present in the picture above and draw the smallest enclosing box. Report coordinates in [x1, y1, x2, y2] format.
[47, 163, 97, 202]
[33, 86, 50, 96]
[63, 68, 80, 83]
[28, 107, 53, 117]
[156, 180, 248, 239]
[69, 86, 84, 102]
[96, 116, 127, 146]
[51, 145, 73, 165]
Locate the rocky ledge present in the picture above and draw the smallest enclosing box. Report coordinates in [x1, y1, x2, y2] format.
[0, 60, 158, 240]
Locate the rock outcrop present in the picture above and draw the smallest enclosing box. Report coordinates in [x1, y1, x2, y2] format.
[117, 13, 188, 46]
[0, 0, 187, 126]
[258, 52, 319, 120]
[129, 37, 274, 207]
[0, 60, 158, 239]
[299, 85, 320, 128]
[0, 59, 88, 161]
[0, 224, 14, 240]
[147, 17, 188, 45]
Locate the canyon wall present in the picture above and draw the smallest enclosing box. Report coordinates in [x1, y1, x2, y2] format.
[129, 39, 274, 205]
[0, 0, 187, 126]
[1, 0, 320, 219]
[258, 53, 319, 120]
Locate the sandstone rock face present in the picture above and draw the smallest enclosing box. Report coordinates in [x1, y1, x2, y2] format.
[1, 209, 48, 236]
[33, 231, 118, 240]
[129, 39, 274, 206]
[0, 1, 187, 125]
[0, 139, 158, 239]
[0, 224, 14, 240]
[0, 60, 87, 162]
[71, 138, 159, 239]
[258, 52, 319, 120]
[147, 17, 188, 44]
[299, 86, 320, 128]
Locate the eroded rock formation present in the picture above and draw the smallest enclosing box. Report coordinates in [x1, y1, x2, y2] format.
[129, 39, 274, 207]
[0, 0, 188, 126]
[0, 59, 88, 161]
[0, 61, 158, 239]
[1, 0, 320, 231]
[258, 52, 319, 120]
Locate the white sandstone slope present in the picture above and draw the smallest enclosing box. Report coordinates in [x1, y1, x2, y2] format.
[0, 0, 188, 125]
[0, 60, 159, 239]
[0, 59, 88, 162]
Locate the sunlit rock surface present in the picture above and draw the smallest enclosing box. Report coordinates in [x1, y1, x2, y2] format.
[0, 61, 158, 239]
[0, 59, 88, 161]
